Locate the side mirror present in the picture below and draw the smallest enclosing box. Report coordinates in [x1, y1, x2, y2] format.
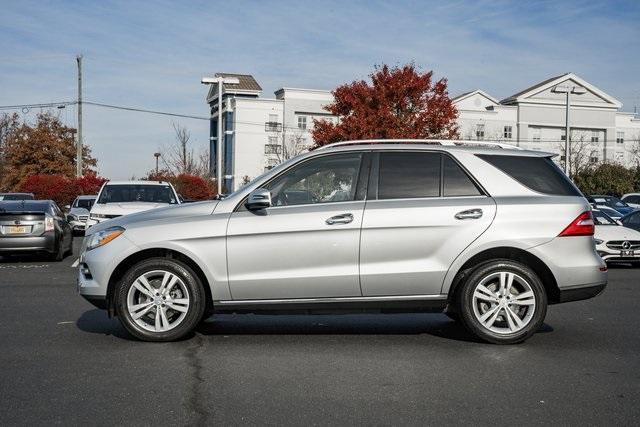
[245, 188, 272, 211]
[64, 205, 70, 210]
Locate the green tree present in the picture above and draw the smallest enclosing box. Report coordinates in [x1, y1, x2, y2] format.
[573, 163, 635, 196]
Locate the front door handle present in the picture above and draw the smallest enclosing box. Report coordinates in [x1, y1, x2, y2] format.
[455, 209, 483, 220]
[326, 213, 354, 225]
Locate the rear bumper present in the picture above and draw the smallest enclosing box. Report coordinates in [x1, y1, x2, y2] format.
[0, 234, 56, 253]
[556, 282, 607, 303]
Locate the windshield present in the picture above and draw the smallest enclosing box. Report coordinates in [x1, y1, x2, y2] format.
[593, 210, 617, 226]
[97, 185, 177, 204]
[0, 194, 33, 201]
[608, 197, 628, 208]
[73, 198, 95, 209]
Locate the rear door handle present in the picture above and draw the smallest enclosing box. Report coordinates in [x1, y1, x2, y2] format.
[326, 213, 354, 225]
[455, 209, 483, 220]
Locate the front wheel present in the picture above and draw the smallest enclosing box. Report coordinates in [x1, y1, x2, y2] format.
[115, 258, 206, 341]
[456, 260, 547, 344]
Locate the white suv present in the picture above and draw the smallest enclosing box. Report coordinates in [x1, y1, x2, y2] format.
[78, 140, 607, 344]
[87, 181, 180, 228]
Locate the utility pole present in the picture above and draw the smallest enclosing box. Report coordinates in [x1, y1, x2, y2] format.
[552, 83, 586, 177]
[76, 55, 83, 177]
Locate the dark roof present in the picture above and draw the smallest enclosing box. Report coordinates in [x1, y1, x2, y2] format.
[0, 200, 52, 212]
[451, 90, 474, 101]
[214, 73, 262, 92]
[501, 73, 569, 104]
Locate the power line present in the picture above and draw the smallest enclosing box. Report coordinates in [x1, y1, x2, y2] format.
[83, 101, 209, 120]
[0, 101, 75, 111]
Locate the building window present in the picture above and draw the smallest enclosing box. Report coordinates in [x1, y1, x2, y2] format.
[503, 126, 512, 139]
[591, 130, 599, 143]
[531, 127, 541, 142]
[265, 114, 281, 132]
[475, 124, 485, 140]
[265, 136, 281, 154]
[297, 115, 307, 130]
[560, 129, 566, 141]
[265, 144, 282, 154]
[617, 131, 625, 144]
[590, 151, 599, 164]
[265, 158, 279, 171]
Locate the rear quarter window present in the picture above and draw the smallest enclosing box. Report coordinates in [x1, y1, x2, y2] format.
[477, 154, 582, 196]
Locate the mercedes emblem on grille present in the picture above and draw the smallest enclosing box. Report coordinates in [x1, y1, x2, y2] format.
[622, 241, 631, 250]
[14, 220, 21, 225]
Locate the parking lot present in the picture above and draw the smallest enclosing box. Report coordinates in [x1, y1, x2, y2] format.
[0, 236, 638, 425]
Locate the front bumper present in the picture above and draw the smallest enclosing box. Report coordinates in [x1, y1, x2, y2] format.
[0, 233, 56, 253]
[596, 246, 640, 262]
[69, 220, 87, 231]
[77, 232, 139, 304]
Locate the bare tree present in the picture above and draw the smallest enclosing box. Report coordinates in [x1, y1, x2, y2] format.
[558, 132, 597, 177]
[627, 134, 640, 167]
[159, 122, 209, 177]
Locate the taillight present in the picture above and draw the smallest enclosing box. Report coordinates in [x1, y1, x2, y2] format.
[558, 211, 594, 237]
[45, 216, 54, 232]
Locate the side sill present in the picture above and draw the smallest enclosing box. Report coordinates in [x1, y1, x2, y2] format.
[213, 294, 448, 315]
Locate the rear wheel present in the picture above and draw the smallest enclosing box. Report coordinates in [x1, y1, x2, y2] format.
[50, 239, 64, 262]
[115, 258, 206, 342]
[456, 259, 547, 344]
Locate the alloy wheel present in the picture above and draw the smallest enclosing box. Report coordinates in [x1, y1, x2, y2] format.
[471, 271, 536, 334]
[126, 270, 190, 333]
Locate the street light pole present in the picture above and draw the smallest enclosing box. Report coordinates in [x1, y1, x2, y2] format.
[154, 152, 161, 174]
[76, 55, 83, 177]
[201, 75, 240, 196]
[552, 84, 587, 177]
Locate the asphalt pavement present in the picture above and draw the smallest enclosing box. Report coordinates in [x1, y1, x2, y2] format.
[0, 237, 638, 425]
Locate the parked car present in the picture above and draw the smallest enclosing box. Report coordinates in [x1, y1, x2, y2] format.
[592, 208, 640, 264]
[592, 205, 623, 221]
[621, 193, 640, 209]
[78, 139, 607, 344]
[0, 192, 35, 201]
[620, 210, 640, 232]
[590, 195, 635, 215]
[66, 195, 97, 234]
[0, 200, 73, 261]
[86, 181, 180, 228]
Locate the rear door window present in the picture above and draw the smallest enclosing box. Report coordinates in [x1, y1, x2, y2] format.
[477, 154, 582, 196]
[443, 156, 482, 197]
[378, 152, 440, 199]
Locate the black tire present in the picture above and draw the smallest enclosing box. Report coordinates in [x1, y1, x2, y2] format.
[50, 239, 64, 262]
[115, 257, 206, 342]
[455, 259, 547, 344]
[65, 238, 73, 256]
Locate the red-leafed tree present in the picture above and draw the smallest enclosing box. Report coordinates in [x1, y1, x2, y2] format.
[73, 173, 108, 195]
[311, 64, 459, 148]
[19, 175, 78, 207]
[143, 171, 216, 200]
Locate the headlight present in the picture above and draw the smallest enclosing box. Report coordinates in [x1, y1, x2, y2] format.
[90, 213, 108, 219]
[594, 239, 604, 245]
[86, 226, 125, 251]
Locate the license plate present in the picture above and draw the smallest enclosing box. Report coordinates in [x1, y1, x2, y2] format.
[7, 226, 28, 234]
[621, 250, 635, 257]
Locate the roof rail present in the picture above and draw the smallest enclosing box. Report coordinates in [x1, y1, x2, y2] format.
[317, 139, 522, 150]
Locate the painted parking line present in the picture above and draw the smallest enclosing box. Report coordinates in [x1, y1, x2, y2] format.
[71, 259, 79, 268]
[0, 264, 50, 269]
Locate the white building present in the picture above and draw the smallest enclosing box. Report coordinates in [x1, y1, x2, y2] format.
[206, 72, 640, 192]
[205, 74, 334, 192]
[453, 73, 640, 167]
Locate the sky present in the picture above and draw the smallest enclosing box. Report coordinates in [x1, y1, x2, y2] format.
[1, 0, 639, 179]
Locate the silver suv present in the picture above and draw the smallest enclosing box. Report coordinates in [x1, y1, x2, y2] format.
[77, 140, 607, 344]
